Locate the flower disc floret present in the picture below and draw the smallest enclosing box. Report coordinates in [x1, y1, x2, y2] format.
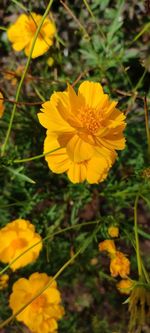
[0, 219, 42, 271]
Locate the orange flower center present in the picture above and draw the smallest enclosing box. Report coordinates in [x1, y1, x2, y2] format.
[32, 294, 47, 311]
[27, 19, 37, 35]
[78, 107, 102, 134]
[11, 238, 28, 250]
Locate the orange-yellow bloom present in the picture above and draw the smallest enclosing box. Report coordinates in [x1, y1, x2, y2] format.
[98, 240, 116, 254]
[0, 219, 42, 271]
[7, 13, 56, 58]
[117, 279, 133, 295]
[0, 92, 5, 118]
[110, 251, 130, 278]
[9, 272, 64, 333]
[0, 274, 9, 290]
[38, 81, 126, 183]
[108, 226, 119, 238]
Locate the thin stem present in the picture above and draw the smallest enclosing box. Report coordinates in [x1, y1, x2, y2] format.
[13, 147, 62, 163]
[1, 0, 54, 156]
[0, 220, 100, 276]
[144, 95, 150, 156]
[134, 195, 142, 278]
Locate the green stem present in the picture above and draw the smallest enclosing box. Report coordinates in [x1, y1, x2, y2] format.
[134, 195, 142, 278]
[1, 0, 54, 156]
[13, 147, 61, 163]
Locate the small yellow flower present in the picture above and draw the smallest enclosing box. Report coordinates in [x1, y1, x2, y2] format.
[9, 272, 64, 333]
[108, 226, 119, 238]
[110, 251, 130, 278]
[0, 92, 5, 118]
[0, 219, 42, 271]
[0, 274, 9, 290]
[47, 57, 54, 67]
[38, 81, 126, 183]
[98, 240, 116, 254]
[7, 13, 56, 58]
[117, 279, 133, 295]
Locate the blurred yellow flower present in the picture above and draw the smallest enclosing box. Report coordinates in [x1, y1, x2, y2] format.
[98, 240, 116, 254]
[38, 81, 126, 183]
[110, 251, 130, 278]
[0, 92, 5, 118]
[47, 57, 54, 67]
[117, 279, 133, 295]
[0, 274, 9, 290]
[0, 219, 42, 271]
[108, 226, 119, 238]
[7, 13, 56, 58]
[9, 272, 64, 333]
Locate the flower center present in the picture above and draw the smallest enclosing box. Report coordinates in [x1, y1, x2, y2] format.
[27, 19, 37, 35]
[78, 107, 102, 134]
[11, 238, 28, 250]
[32, 295, 47, 311]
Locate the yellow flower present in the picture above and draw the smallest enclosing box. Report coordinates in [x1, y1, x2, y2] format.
[0, 274, 9, 290]
[7, 13, 56, 58]
[38, 81, 126, 183]
[108, 226, 119, 238]
[110, 251, 130, 278]
[98, 240, 116, 254]
[0, 219, 42, 271]
[0, 92, 5, 118]
[9, 272, 64, 333]
[117, 279, 133, 295]
[47, 57, 54, 67]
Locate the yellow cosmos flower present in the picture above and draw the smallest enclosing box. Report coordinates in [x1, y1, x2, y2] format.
[0, 274, 9, 290]
[0, 219, 42, 271]
[9, 272, 64, 333]
[110, 251, 130, 278]
[0, 92, 5, 118]
[7, 13, 56, 58]
[117, 279, 133, 295]
[98, 240, 116, 254]
[108, 226, 119, 238]
[38, 81, 126, 183]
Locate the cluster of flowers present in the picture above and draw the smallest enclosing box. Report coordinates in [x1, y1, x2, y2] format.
[0, 219, 64, 333]
[99, 226, 133, 295]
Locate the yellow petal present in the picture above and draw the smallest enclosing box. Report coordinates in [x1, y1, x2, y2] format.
[86, 156, 110, 183]
[78, 81, 104, 108]
[44, 134, 71, 173]
[38, 99, 74, 133]
[66, 134, 94, 162]
[67, 162, 87, 183]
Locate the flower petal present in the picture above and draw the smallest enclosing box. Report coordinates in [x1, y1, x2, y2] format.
[67, 163, 87, 183]
[78, 81, 104, 108]
[66, 134, 94, 162]
[44, 134, 71, 173]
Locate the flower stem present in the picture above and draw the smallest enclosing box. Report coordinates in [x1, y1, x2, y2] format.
[1, 0, 54, 156]
[13, 147, 61, 164]
[134, 195, 142, 278]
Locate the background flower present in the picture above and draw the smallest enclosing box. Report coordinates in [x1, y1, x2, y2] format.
[110, 251, 130, 278]
[0, 219, 42, 271]
[38, 81, 126, 183]
[9, 272, 64, 333]
[7, 13, 56, 58]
